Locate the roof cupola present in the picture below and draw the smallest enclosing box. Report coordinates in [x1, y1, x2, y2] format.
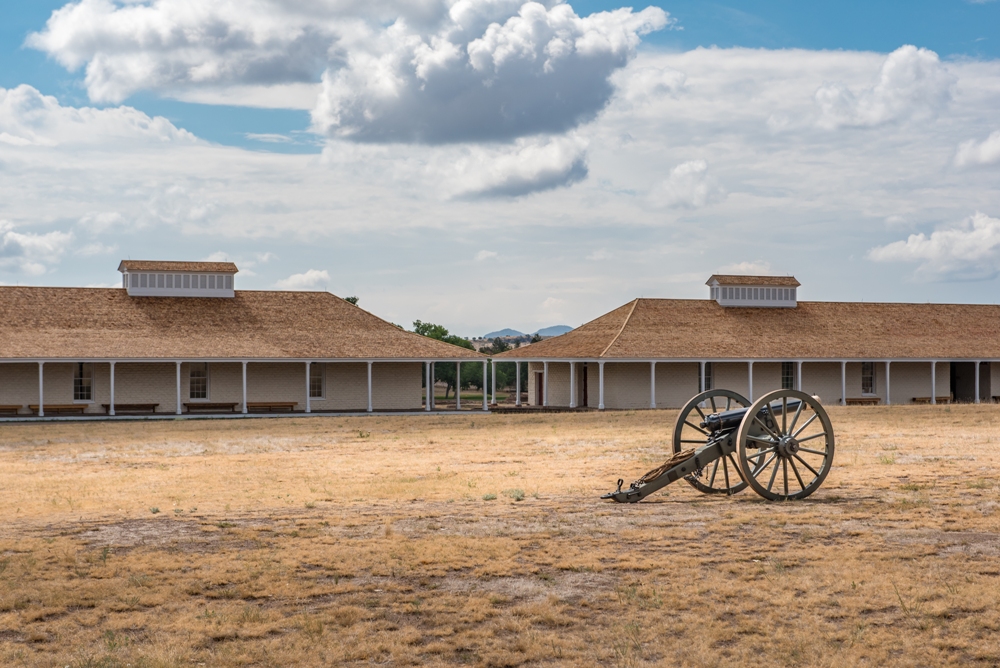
[706, 274, 800, 308]
[118, 260, 238, 298]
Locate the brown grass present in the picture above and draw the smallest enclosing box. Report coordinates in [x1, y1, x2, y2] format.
[0, 405, 998, 666]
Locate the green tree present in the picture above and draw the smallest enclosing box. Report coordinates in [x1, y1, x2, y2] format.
[344, 296, 359, 305]
[412, 321, 476, 398]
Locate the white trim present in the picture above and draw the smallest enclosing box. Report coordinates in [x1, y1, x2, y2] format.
[305, 361, 312, 413]
[241, 361, 248, 414]
[840, 360, 847, 406]
[569, 361, 576, 408]
[38, 361, 44, 417]
[931, 361, 937, 405]
[491, 360, 497, 406]
[975, 361, 981, 404]
[885, 360, 891, 405]
[598, 361, 605, 410]
[175, 361, 181, 415]
[482, 361, 488, 412]
[367, 361, 373, 413]
[109, 361, 116, 416]
[515, 362, 521, 406]
[649, 361, 656, 409]
[543, 361, 549, 407]
[456, 361, 461, 410]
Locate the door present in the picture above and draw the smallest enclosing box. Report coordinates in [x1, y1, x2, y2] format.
[582, 363, 588, 407]
[535, 372, 544, 406]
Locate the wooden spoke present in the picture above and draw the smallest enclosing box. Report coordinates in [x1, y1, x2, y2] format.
[781, 397, 787, 435]
[789, 457, 806, 491]
[746, 434, 775, 445]
[727, 454, 745, 482]
[747, 447, 776, 460]
[710, 396, 717, 413]
[684, 420, 709, 436]
[753, 416, 782, 441]
[797, 431, 828, 443]
[783, 459, 789, 496]
[722, 454, 731, 491]
[694, 405, 706, 422]
[726, 397, 732, 411]
[788, 399, 804, 435]
[792, 453, 820, 477]
[791, 413, 818, 439]
[798, 447, 828, 457]
[766, 457, 780, 492]
[708, 459, 720, 487]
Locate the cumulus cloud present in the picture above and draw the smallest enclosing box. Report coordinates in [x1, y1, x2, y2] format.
[0, 221, 74, 276]
[648, 160, 724, 209]
[274, 268, 331, 290]
[445, 135, 587, 198]
[0, 84, 194, 147]
[954, 130, 1000, 167]
[815, 45, 955, 129]
[717, 260, 773, 275]
[868, 212, 1000, 280]
[312, 2, 670, 143]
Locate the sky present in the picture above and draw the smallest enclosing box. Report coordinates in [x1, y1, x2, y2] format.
[2, 1, 999, 337]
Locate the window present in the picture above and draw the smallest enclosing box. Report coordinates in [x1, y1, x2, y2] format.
[782, 361, 795, 390]
[209, 275, 216, 289]
[130, 273, 138, 287]
[74, 363, 93, 401]
[190, 363, 208, 399]
[862, 362, 875, 395]
[309, 363, 324, 398]
[225, 275, 233, 290]
[704, 362, 714, 391]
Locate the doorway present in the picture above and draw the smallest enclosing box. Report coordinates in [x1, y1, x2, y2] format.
[535, 372, 544, 406]
[951, 362, 991, 402]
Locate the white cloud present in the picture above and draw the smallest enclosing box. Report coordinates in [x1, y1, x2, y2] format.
[246, 133, 294, 144]
[815, 45, 955, 129]
[586, 248, 610, 260]
[76, 242, 118, 256]
[717, 260, 773, 275]
[0, 221, 74, 276]
[444, 135, 588, 198]
[648, 160, 724, 209]
[312, 2, 670, 143]
[475, 250, 498, 261]
[868, 212, 1000, 280]
[203, 251, 232, 262]
[955, 130, 1000, 167]
[274, 268, 330, 290]
[0, 85, 195, 147]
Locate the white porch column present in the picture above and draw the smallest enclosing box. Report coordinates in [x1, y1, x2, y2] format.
[367, 361, 373, 413]
[747, 361, 754, 402]
[796, 361, 803, 392]
[241, 361, 248, 414]
[699, 360, 706, 393]
[598, 361, 605, 410]
[430, 363, 435, 409]
[491, 360, 497, 406]
[542, 361, 549, 407]
[975, 361, 981, 404]
[425, 362, 432, 412]
[649, 361, 656, 409]
[305, 361, 312, 413]
[37, 362, 44, 417]
[176, 361, 182, 415]
[515, 362, 521, 406]
[884, 361, 891, 405]
[109, 361, 116, 416]
[840, 361, 847, 406]
[930, 361, 936, 405]
[455, 362, 461, 410]
[569, 362, 576, 408]
[482, 361, 488, 411]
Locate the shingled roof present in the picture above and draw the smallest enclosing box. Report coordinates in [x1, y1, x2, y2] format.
[496, 298, 1000, 360]
[707, 275, 800, 287]
[0, 287, 483, 360]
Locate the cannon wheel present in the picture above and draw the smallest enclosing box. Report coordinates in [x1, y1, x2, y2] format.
[736, 389, 835, 501]
[672, 389, 752, 495]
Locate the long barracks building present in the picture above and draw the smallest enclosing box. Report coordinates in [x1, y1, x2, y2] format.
[0, 261, 485, 418]
[494, 274, 1000, 409]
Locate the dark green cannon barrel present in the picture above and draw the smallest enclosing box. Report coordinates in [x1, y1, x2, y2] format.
[699, 398, 803, 433]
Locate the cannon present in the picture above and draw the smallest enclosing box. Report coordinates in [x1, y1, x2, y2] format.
[602, 389, 835, 502]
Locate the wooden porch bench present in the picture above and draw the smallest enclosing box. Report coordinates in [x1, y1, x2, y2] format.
[102, 403, 159, 415]
[28, 404, 88, 415]
[0, 405, 23, 415]
[912, 396, 952, 405]
[845, 397, 881, 406]
[183, 402, 240, 413]
[246, 401, 298, 412]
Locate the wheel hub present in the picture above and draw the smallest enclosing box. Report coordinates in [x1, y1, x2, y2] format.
[777, 435, 800, 458]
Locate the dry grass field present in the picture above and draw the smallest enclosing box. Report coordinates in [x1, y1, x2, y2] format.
[0, 405, 998, 667]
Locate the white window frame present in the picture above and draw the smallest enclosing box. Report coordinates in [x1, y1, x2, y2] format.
[73, 362, 94, 403]
[781, 361, 794, 390]
[704, 362, 714, 391]
[189, 362, 210, 401]
[309, 362, 325, 399]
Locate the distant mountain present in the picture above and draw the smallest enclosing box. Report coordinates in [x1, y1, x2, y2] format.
[535, 325, 572, 337]
[483, 328, 524, 338]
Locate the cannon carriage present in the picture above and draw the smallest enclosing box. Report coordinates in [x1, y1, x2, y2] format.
[603, 388, 835, 503]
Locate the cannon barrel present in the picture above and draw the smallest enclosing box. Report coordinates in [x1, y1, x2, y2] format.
[700, 398, 803, 433]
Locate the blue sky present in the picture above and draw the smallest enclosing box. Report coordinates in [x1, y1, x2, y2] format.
[2, 0, 1000, 335]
